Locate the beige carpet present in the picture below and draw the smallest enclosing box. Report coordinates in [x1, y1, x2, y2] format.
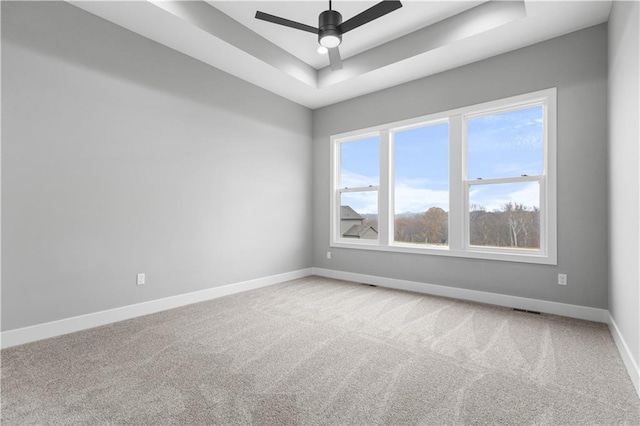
[2, 276, 639, 425]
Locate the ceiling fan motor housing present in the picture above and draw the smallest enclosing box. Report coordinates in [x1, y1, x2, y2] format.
[319, 9, 342, 47]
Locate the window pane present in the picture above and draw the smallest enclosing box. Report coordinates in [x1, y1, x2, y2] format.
[393, 122, 449, 246]
[340, 192, 378, 240]
[340, 136, 380, 188]
[467, 105, 543, 179]
[469, 182, 540, 248]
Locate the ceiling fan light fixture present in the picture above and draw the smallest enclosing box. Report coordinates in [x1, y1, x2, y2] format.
[318, 9, 342, 48]
[255, 0, 403, 71]
[319, 33, 341, 48]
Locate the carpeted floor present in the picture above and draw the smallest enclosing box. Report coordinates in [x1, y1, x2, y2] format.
[2, 276, 639, 425]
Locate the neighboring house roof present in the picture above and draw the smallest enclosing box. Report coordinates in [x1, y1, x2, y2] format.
[341, 206, 363, 220]
[343, 224, 378, 238]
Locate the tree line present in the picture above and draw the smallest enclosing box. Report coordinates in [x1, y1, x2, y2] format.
[393, 203, 540, 248]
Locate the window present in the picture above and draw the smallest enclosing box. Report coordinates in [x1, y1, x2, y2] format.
[393, 121, 449, 247]
[337, 134, 380, 242]
[465, 105, 545, 252]
[330, 88, 557, 264]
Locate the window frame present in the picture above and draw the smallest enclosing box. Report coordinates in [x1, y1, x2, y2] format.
[329, 88, 557, 265]
[390, 118, 451, 249]
[332, 131, 381, 246]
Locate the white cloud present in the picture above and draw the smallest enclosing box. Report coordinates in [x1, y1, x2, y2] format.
[341, 191, 378, 214]
[471, 182, 539, 211]
[340, 170, 378, 189]
[340, 176, 449, 215]
[493, 160, 541, 176]
[394, 181, 449, 214]
[508, 182, 539, 208]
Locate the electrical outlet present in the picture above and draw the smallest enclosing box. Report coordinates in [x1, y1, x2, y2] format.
[557, 273, 567, 286]
[137, 273, 146, 286]
[326, 251, 331, 259]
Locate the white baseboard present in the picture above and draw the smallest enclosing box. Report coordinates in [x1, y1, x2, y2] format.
[1, 268, 313, 349]
[312, 267, 609, 323]
[608, 315, 640, 398]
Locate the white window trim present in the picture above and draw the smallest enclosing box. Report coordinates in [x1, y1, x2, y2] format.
[330, 88, 557, 265]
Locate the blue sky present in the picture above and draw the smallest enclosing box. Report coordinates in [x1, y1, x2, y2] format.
[394, 122, 449, 214]
[468, 106, 543, 179]
[340, 105, 543, 215]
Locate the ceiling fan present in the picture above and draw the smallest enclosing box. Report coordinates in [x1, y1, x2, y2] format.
[255, 0, 403, 71]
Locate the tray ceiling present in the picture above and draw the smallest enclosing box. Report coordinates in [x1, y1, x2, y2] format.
[69, 1, 612, 109]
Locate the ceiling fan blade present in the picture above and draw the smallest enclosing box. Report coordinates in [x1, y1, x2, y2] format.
[328, 47, 343, 71]
[255, 11, 318, 34]
[338, 0, 402, 34]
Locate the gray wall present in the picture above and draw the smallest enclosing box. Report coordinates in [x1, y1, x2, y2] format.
[313, 25, 609, 309]
[1, 2, 313, 331]
[0, 2, 619, 335]
[608, 1, 639, 378]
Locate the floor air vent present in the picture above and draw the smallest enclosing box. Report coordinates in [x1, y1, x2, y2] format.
[512, 308, 541, 315]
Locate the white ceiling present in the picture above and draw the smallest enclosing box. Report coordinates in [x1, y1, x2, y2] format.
[212, 1, 485, 69]
[69, 0, 612, 109]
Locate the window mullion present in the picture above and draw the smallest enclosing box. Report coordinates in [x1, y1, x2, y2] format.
[379, 129, 391, 246]
[331, 136, 339, 243]
[449, 115, 464, 251]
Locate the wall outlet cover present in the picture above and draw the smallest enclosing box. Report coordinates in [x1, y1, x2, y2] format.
[558, 273, 567, 286]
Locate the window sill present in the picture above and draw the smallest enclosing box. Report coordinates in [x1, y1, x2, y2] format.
[330, 240, 557, 265]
